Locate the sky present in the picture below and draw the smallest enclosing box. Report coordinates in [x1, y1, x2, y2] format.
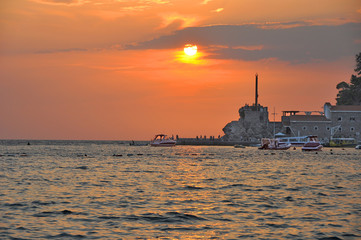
[1, 0, 361, 140]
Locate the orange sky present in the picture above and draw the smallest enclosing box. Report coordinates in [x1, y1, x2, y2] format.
[1, 0, 361, 140]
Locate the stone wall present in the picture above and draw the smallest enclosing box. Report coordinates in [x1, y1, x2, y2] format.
[283, 121, 332, 143]
[330, 111, 361, 141]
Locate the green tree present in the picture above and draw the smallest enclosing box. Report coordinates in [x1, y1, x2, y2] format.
[336, 52, 361, 105]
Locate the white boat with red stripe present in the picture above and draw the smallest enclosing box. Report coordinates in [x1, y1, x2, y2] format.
[150, 134, 176, 147]
[302, 135, 323, 151]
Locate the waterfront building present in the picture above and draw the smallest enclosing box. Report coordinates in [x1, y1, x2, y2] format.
[324, 103, 361, 142]
[223, 102, 361, 144]
[280, 103, 361, 143]
[221, 75, 361, 144]
[281, 111, 331, 143]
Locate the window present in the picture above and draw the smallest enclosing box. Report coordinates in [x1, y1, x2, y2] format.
[350, 117, 355, 122]
[314, 126, 319, 131]
[339, 127, 342, 131]
[350, 127, 355, 132]
[326, 127, 330, 131]
[337, 117, 342, 122]
[302, 126, 307, 130]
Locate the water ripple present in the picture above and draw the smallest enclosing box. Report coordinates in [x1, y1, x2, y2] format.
[1, 142, 360, 239]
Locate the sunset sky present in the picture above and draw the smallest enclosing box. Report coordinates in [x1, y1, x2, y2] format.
[1, 0, 361, 140]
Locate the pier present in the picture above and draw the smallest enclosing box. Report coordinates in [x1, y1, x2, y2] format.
[176, 137, 258, 146]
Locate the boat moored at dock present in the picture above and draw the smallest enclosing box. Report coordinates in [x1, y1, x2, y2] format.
[302, 136, 323, 151]
[278, 136, 309, 147]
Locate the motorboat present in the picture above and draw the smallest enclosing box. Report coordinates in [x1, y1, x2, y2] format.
[355, 145, 361, 149]
[150, 134, 176, 147]
[302, 136, 323, 151]
[278, 136, 309, 147]
[259, 138, 291, 150]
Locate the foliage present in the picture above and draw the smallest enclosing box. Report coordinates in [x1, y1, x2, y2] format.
[336, 52, 361, 105]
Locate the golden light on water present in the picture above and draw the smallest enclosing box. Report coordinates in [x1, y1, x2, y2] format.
[184, 44, 197, 56]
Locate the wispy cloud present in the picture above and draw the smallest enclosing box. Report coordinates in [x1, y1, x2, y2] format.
[30, 0, 170, 7]
[35, 48, 88, 54]
[159, 12, 199, 29]
[212, 8, 223, 13]
[30, 0, 89, 6]
[201, 0, 212, 4]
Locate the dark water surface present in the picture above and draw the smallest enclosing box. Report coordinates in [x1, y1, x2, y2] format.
[1, 140, 360, 239]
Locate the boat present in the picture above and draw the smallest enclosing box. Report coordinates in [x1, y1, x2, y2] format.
[302, 136, 323, 151]
[150, 134, 176, 147]
[278, 136, 309, 147]
[355, 145, 361, 149]
[258, 138, 291, 150]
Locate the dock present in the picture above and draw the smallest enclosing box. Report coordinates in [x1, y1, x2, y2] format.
[176, 138, 258, 146]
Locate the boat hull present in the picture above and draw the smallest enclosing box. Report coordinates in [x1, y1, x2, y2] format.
[150, 142, 176, 147]
[302, 144, 323, 151]
[259, 144, 291, 150]
[258, 138, 291, 150]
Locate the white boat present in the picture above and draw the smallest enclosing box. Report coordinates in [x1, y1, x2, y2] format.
[150, 134, 176, 147]
[278, 136, 309, 147]
[355, 145, 361, 149]
[302, 136, 323, 151]
[259, 138, 291, 150]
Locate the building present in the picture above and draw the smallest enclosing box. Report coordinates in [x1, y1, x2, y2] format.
[223, 102, 361, 144]
[324, 103, 361, 142]
[221, 74, 361, 144]
[281, 111, 331, 143]
[223, 104, 274, 142]
[222, 74, 277, 142]
[280, 103, 361, 143]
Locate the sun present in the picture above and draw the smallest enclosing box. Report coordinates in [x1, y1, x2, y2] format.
[184, 44, 197, 56]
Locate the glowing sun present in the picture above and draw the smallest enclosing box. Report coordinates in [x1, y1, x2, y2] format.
[184, 44, 197, 56]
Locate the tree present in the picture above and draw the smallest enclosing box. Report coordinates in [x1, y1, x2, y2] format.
[336, 52, 361, 105]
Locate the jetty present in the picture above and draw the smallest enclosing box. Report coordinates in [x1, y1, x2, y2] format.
[176, 137, 258, 146]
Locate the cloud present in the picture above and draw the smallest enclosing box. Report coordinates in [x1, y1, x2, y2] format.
[30, 0, 170, 7]
[212, 8, 223, 13]
[201, 0, 212, 4]
[127, 22, 361, 63]
[35, 48, 88, 54]
[30, 0, 88, 6]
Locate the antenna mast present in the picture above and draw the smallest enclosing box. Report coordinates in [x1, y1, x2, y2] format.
[255, 73, 258, 110]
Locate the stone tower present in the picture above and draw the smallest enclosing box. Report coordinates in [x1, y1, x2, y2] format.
[222, 74, 273, 142]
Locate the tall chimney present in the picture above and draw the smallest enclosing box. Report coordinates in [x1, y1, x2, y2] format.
[255, 73, 258, 110]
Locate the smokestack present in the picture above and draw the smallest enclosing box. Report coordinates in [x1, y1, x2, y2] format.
[255, 73, 258, 110]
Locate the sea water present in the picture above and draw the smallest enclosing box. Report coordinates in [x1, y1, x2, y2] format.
[1, 140, 360, 240]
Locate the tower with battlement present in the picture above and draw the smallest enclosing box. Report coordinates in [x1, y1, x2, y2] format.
[222, 74, 274, 142]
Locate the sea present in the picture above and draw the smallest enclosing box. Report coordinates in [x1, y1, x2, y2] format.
[1, 140, 360, 240]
